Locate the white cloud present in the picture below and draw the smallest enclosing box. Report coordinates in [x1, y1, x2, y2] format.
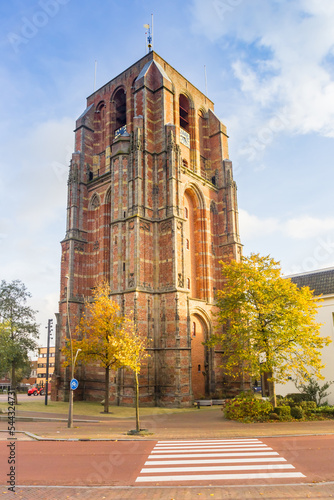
[13, 117, 73, 232]
[239, 208, 279, 239]
[240, 209, 334, 241]
[239, 209, 334, 275]
[192, 0, 334, 143]
[285, 216, 334, 240]
[0, 116, 73, 342]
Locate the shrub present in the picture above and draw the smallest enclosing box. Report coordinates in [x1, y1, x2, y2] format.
[269, 412, 280, 420]
[286, 393, 305, 403]
[291, 406, 304, 419]
[278, 397, 295, 408]
[315, 405, 334, 416]
[300, 401, 317, 415]
[295, 378, 333, 406]
[274, 405, 291, 419]
[224, 396, 272, 422]
[237, 391, 255, 399]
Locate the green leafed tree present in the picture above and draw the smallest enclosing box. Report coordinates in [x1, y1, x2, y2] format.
[208, 254, 331, 407]
[0, 280, 39, 402]
[63, 282, 149, 417]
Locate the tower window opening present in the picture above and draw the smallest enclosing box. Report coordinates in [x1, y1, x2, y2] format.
[192, 321, 196, 337]
[187, 278, 190, 289]
[114, 88, 126, 130]
[179, 94, 190, 132]
[183, 159, 188, 169]
[184, 207, 188, 219]
[198, 364, 201, 372]
[186, 239, 189, 250]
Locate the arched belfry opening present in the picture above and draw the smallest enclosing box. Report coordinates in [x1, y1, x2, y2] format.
[183, 186, 207, 301]
[184, 190, 198, 299]
[114, 88, 126, 131]
[179, 94, 190, 131]
[94, 101, 106, 153]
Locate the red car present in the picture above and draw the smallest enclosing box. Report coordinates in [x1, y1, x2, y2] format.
[27, 386, 45, 396]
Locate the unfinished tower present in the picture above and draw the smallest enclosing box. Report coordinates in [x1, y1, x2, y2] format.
[53, 51, 242, 406]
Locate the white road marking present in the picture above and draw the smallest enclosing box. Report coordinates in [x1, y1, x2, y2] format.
[135, 439, 306, 484]
[151, 447, 271, 453]
[157, 439, 261, 443]
[149, 452, 279, 458]
[154, 444, 269, 449]
[141, 464, 295, 473]
[135, 472, 305, 482]
[146, 457, 287, 465]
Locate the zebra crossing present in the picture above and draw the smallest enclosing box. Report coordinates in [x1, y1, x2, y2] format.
[135, 439, 306, 484]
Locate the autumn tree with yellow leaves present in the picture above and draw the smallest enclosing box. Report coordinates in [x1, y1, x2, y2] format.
[63, 282, 149, 418]
[208, 254, 331, 407]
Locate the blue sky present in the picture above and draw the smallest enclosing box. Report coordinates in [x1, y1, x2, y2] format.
[1, 0, 334, 345]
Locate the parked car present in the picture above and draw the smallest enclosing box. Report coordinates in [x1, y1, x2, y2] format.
[27, 386, 45, 396]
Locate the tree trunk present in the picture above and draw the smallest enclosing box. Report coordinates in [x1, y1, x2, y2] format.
[11, 362, 17, 405]
[104, 365, 110, 413]
[241, 361, 245, 392]
[268, 371, 276, 408]
[135, 370, 139, 432]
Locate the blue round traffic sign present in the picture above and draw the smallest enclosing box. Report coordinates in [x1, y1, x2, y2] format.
[70, 378, 79, 390]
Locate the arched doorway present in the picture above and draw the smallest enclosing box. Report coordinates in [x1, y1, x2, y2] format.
[191, 314, 208, 399]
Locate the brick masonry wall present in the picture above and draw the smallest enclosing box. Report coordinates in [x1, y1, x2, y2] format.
[54, 51, 243, 407]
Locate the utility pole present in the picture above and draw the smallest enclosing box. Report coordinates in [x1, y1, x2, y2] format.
[44, 319, 53, 405]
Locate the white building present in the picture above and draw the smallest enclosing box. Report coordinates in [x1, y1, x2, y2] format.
[276, 268, 334, 405]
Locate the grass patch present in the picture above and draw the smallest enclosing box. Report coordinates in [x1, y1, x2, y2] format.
[0, 400, 217, 419]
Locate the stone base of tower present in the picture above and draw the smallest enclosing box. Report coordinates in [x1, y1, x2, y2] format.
[52, 352, 246, 408]
[53, 291, 246, 408]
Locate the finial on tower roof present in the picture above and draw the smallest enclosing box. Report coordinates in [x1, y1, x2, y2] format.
[144, 14, 154, 53]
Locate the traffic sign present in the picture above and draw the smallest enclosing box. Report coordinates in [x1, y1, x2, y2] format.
[70, 378, 79, 390]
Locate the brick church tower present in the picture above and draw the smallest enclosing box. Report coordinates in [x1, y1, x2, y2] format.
[53, 51, 242, 406]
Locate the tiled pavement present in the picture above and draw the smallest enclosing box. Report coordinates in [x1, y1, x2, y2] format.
[5, 483, 334, 499]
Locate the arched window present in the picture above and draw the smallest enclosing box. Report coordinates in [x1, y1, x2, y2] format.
[192, 321, 196, 337]
[94, 101, 105, 154]
[198, 109, 207, 177]
[184, 207, 188, 219]
[187, 278, 190, 289]
[114, 88, 126, 130]
[198, 110, 205, 153]
[179, 94, 190, 132]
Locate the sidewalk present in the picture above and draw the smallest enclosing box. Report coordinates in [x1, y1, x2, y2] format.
[9, 483, 334, 500]
[1, 406, 334, 440]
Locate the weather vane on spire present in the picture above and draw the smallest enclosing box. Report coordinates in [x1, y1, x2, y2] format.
[144, 14, 154, 53]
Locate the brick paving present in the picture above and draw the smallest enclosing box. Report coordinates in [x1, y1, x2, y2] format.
[1, 408, 334, 499]
[2, 483, 334, 499]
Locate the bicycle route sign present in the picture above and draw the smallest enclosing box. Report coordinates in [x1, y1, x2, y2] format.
[70, 378, 79, 390]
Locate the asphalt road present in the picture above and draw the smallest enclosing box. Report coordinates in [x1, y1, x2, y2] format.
[1, 435, 333, 488]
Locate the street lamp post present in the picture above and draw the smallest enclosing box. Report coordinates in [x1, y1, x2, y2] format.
[44, 319, 53, 406]
[65, 274, 81, 428]
[68, 348, 81, 428]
